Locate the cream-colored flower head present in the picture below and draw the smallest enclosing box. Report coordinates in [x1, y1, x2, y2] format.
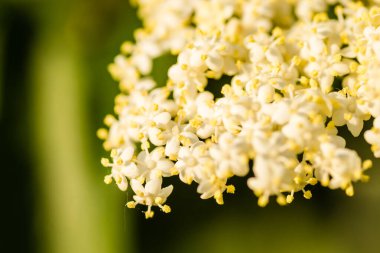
[100, 0, 378, 218]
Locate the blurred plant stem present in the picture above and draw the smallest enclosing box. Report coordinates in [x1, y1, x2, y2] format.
[0, 25, 3, 119]
[29, 1, 134, 253]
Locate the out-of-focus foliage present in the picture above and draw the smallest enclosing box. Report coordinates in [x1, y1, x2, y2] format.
[1, 0, 138, 252]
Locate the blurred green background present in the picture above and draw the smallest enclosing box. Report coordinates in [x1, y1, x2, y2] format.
[1, 1, 380, 253]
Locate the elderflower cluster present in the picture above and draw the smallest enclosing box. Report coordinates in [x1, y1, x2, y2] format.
[98, 0, 379, 218]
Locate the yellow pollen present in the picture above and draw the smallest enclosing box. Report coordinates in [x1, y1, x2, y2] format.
[294, 176, 302, 185]
[310, 70, 319, 78]
[120, 41, 133, 54]
[101, 158, 110, 167]
[361, 175, 370, 182]
[214, 192, 224, 205]
[303, 190, 312, 199]
[300, 76, 309, 86]
[162, 205, 171, 213]
[178, 82, 185, 88]
[104, 114, 116, 127]
[170, 167, 179, 175]
[292, 56, 301, 66]
[190, 117, 203, 128]
[221, 85, 232, 95]
[307, 178, 318, 186]
[137, 132, 145, 140]
[145, 210, 154, 219]
[276, 195, 287, 206]
[226, 185, 235, 194]
[258, 195, 269, 207]
[321, 177, 330, 187]
[104, 175, 113, 184]
[179, 136, 191, 146]
[110, 149, 118, 158]
[185, 176, 193, 185]
[345, 185, 354, 197]
[344, 112, 353, 121]
[313, 12, 328, 22]
[333, 54, 342, 63]
[141, 141, 150, 150]
[103, 141, 111, 151]
[309, 78, 318, 87]
[126, 201, 136, 208]
[169, 155, 178, 161]
[371, 145, 379, 152]
[116, 158, 124, 165]
[362, 159, 373, 170]
[155, 197, 163, 205]
[286, 194, 294, 204]
[97, 128, 108, 140]
[335, 5, 343, 16]
[115, 175, 122, 184]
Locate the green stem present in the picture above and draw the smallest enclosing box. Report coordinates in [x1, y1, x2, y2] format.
[29, 2, 133, 253]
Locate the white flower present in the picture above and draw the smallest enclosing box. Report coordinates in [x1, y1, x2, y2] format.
[363, 26, 380, 61]
[330, 92, 368, 136]
[135, 147, 175, 181]
[175, 141, 207, 184]
[129, 178, 174, 218]
[164, 124, 199, 160]
[101, 147, 135, 191]
[295, 0, 327, 21]
[209, 132, 250, 178]
[313, 142, 363, 195]
[248, 132, 299, 206]
[364, 117, 380, 157]
[282, 113, 323, 149]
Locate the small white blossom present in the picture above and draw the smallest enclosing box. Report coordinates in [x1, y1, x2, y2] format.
[365, 117, 380, 157]
[136, 147, 175, 181]
[313, 142, 364, 195]
[129, 178, 174, 218]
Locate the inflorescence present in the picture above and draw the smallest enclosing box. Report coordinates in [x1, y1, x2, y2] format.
[98, 0, 380, 218]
